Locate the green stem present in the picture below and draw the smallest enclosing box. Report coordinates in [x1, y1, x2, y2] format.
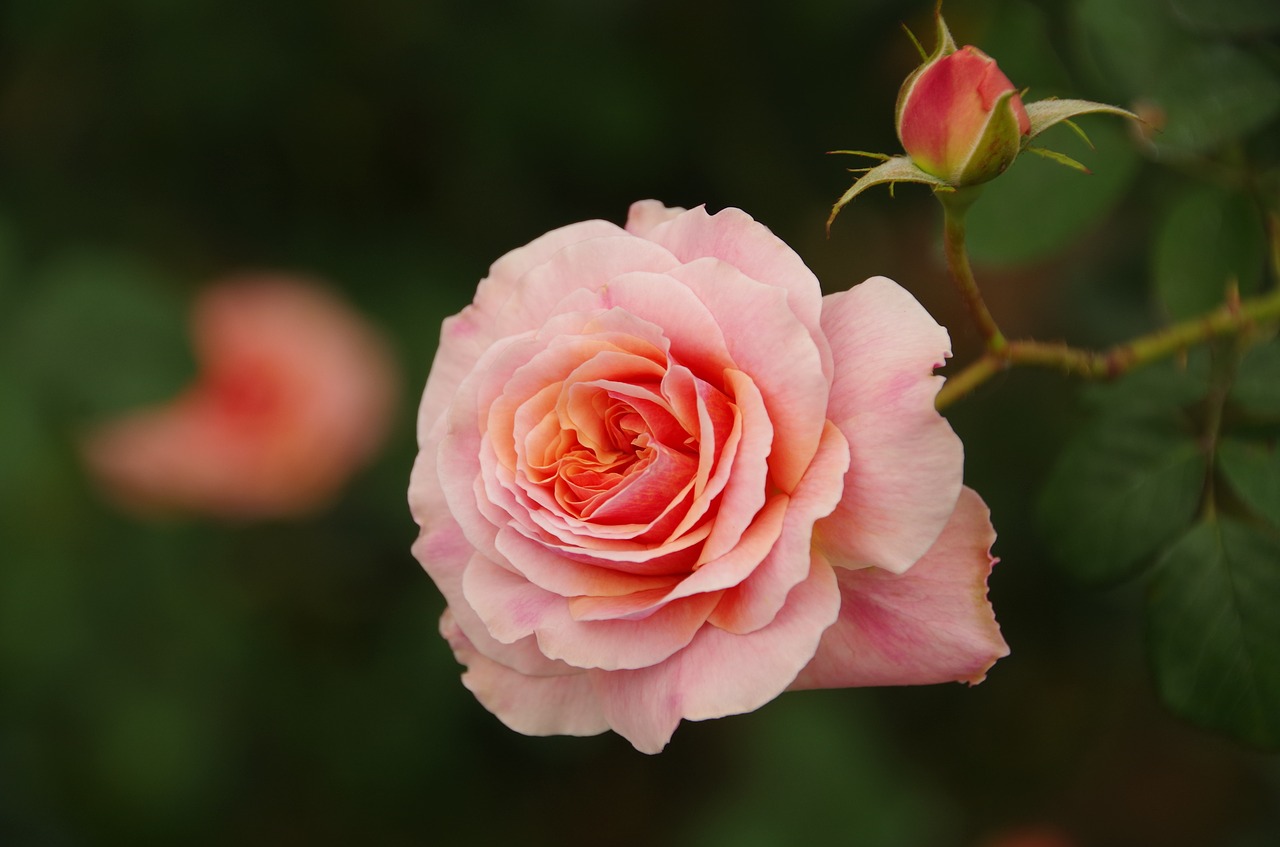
[935, 285, 1280, 410]
[939, 188, 1007, 353]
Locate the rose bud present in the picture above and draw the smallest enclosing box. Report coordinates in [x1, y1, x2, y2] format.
[896, 42, 1032, 187]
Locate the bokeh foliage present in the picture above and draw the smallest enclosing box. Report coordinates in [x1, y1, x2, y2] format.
[2, 0, 1279, 845]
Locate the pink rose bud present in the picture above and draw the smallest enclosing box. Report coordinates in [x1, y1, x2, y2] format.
[896, 44, 1032, 187]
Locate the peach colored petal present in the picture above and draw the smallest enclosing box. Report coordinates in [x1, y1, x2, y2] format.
[791, 487, 1007, 689]
[817, 277, 963, 573]
[708, 421, 850, 634]
[441, 610, 610, 738]
[463, 551, 722, 671]
[593, 557, 840, 754]
[412, 522, 573, 678]
[666, 258, 828, 493]
[566, 494, 790, 622]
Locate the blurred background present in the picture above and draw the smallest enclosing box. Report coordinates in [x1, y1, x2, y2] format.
[2, 0, 1278, 844]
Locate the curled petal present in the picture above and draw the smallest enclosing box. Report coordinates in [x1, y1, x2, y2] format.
[791, 487, 1007, 690]
[817, 277, 963, 574]
[594, 557, 841, 754]
[441, 610, 610, 738]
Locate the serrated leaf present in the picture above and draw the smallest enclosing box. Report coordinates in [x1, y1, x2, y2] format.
[1153, 185, 1266, 320]
[1218, 439, 1280, 528]
[1039, 415, 1206, 584]
[1231, 340, 1280, 417]
[1148, 518, 1280, 749]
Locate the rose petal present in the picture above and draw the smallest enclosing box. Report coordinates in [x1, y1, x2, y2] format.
[624, 200, 687, 237]
[817, 276, 963, 573]
[593, 556, 841, 754]
[463, 550, 723, 670]
[791, 486, 1007, 689]
[708, 421, 850, 634]
[441, 610, 610, 738]
[412, 521, 572, 677]
[666, 258, 828, 493]
[639, 205, 834, 385]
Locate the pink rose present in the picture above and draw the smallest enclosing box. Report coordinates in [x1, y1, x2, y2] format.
[83, 275, 398, 519]
[897, 44, 1032, 186]
[410, 201, 1006, 753]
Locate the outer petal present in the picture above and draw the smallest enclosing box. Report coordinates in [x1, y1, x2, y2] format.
[624, 200, 686, 237]
[791, 486, 1006, 690]
[817, 277, 963, 573]
[441, 610, 610, 738]
[640, 205, 833, 385]
[419, 220, 627, 442]
[412, 520, 573, 678]
[593, 558, 841, 754]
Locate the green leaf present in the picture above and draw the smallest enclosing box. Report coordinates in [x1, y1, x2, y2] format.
[1149, 43, 1280, 157]
[1218, 439, 1280, 528]
[966, 119, 1140, 265]
[1148, 518, 1280, 749]
[10, 251, 194, 419]
[1039, 414, 1206, 584]
[1073, 0, 1280, 155]
[1231, 340, 1280, 417]
[1152, 185, 1266, 320]
[1079, 351, 1212, 414]
[1073, 0, 1193, 95]
[1169, 0, 1280, 37]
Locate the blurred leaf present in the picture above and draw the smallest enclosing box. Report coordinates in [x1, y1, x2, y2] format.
[1153, 185, 1266, 319]
[1150, 43, 1280, 157]
[679, 693, 947, 847]
[1074, 0, 1194, 95]
[967, 119, 1140, 265]
[10, 251, 193, 419]
[1148, 518, 1280, 749]
[1078, 351, 1212, 413]
[1039, 413, 1205, 584]
[1231, 339, 1280, 417]
[1218, 439, 1280, 527]
[1169, 0, 1280, 36]
[1073, 0, 1280, 156]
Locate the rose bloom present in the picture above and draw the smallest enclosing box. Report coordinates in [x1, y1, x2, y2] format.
[410, 201, 1006, 753]
[83, 275, 398, 519]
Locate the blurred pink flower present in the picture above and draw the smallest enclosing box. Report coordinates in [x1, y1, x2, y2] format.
[83, 275, 398, 519]
[410, 201, 1007, 753]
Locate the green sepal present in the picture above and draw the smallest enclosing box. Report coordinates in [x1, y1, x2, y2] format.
[827, 155, 952, 233]
[1023, 145, 1092, 174]
[1024, 98, 1141, 142]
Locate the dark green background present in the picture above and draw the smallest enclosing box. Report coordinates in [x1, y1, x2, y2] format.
[2, 0, 1278, 845]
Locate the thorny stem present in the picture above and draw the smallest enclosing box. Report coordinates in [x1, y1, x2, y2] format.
[935, 284, 1280, 410]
